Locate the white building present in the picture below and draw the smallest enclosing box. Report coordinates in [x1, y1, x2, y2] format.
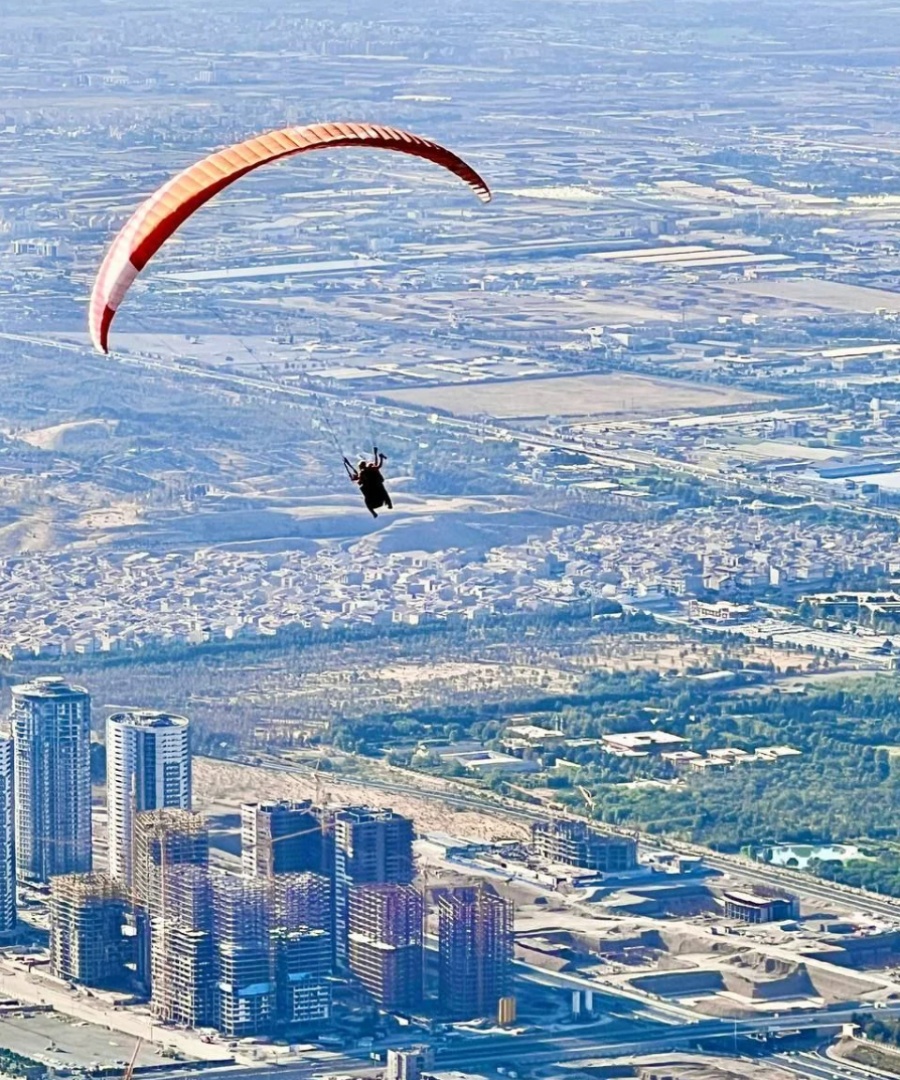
[106, 711, 191, 884]
[0, 738, 14, 933]
[12, 677, 92, 883]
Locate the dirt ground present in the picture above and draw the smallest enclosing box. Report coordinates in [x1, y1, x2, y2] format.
[376, 372, 771, 420]
[193, 756, 531, 844]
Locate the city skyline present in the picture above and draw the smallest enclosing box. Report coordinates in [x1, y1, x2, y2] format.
[6, 0, 900, 1076]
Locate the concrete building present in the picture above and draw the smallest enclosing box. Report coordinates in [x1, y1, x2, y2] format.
[333, 807, 413, 966]
[274, 872, 332, 934]
[0, 739, 15, 934]
[438, 886, 513, 1021]
[153, 864, 215, 1026]
[212, 876, 274, 1037]
[133, 809, 210, 917]
[722, 887, 799, 924]
[348, 884, 423, 1012]
[531, 819, 637, 873]
[49, 874, 129, 988]
[12, 677, 92, 882]
[386, 1047, 435, 1080]
[107, 711, 192, 885]
[272, 871, 333, 1026]
[273, 927, 332, 1025]
[132, 810, 209, 1001]
[241, 800, 326, 877]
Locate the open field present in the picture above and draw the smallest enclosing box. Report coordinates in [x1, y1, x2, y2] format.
[0, 1012, 174, 1071]
[193, 757, 530, 844]
[374, 372, 774, 420]
[275, 287, 681, 328]
[723, 279, 900, 312]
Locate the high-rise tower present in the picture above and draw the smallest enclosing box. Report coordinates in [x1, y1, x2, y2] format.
[107, 711, 191, 884]
[438, 886, 513, 1021]
[132, 809, 209, 1000]
[333, 807, 414, 966]
[0, 738, 14, 933]
[348, 884, 423, 1011]
[49, 873, 129, 989]
[12, 677, 91, 882]
[241, 800, 325, 877]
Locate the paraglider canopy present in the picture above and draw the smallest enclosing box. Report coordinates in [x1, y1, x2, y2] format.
[88, 121, 492, 354]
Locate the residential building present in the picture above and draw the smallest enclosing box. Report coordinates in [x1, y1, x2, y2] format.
[333, 807, 413, 966]
[348, 884, 423, 1011]
[212, 876, 274, 1037]
[0, 739, 14, 933]
[132, 809, 209, 1000]
[49, 874, 129, 988]
[152, 864, 215, 1026]
[438, 886, 513, 1021]
[12, 677, 91, 882]
[241, 800, 327, 877]
[106, 710, 192, 885]
[273, 926, 332, 1025]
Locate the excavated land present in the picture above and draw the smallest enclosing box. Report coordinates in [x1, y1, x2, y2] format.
[512, 907, 900, 1017]
[570, 1052, 797, 1080]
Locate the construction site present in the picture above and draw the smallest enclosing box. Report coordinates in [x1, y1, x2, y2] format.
[49, 874, 130, 990]
[9, 767, 900, 1078]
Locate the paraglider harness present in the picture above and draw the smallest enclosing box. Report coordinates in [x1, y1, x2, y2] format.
[344, 447, 392, 513]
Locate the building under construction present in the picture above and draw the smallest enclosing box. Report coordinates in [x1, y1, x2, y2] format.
[273, 926, 332, 1025]
[152, 864, 215, 1027]
[348, 883, 423, 1012]
[271, 871, 333, 1026]
[241, 800, 330, 877]
[133, 809, 210, 916]
[722, 885, 799, 924]
[531, 819, 637, 873]
[274, 872, 332, 934]
[49, 874, 129, 989]
[212, 876, 277, 1037]
[132, 809, 209, 1006]
[438, 886, 513, 1021]
[334, 807, 414, 966]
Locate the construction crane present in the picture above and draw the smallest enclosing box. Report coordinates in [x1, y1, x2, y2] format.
[260, 757, 334, 877]
[123, 1037, 142, 1080]
[578, 785, 597, 816]
[265, 816, 335, 878]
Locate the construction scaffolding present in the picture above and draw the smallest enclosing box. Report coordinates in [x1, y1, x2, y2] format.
[241, 800, 330, 877]
[531, 818, 637, 873]
[132, 809, 210, 1018]
[212, 875, 274, 1038]
[274, 872, 332, 934]
[347, 884, 423, 1011]
[437, 885, 513, 1021]
[49, 874, 129, 989]
[133, 809, 210, 917]
[153, 865, 215, 1026]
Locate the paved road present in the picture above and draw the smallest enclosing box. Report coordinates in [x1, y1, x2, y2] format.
[164, 1007, 900, 1080]
[431, 1009, 900, 1070]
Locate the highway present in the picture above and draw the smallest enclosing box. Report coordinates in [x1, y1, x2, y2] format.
[431, 1009, 900, 1070]
[773, 1050, 888, 1080]
[172, 1007, 900, 1080]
